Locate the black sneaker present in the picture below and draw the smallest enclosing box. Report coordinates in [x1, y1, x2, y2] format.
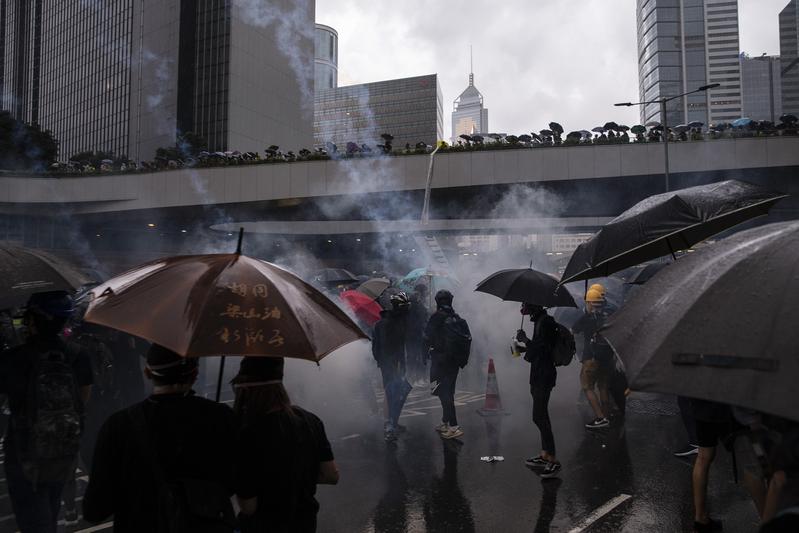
[674, 444, 699, 457]
[540, 461, 562, 479]
[64, 509, 79, 526]
[694, 517, 723, 532]
[585, 417, 610, 429]
[525, 456, 549, 467]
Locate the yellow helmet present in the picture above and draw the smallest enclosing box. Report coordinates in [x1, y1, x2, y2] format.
[588, 283, 606, 297]
[585, 288, 606, 304]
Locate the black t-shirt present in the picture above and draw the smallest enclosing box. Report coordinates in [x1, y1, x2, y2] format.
[82, 392, 237, 532]
[235, 406, 334, 533]
[0, 335, 93, 460]
[524, 313, 558, 389]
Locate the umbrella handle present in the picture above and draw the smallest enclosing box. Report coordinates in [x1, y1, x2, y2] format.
[215, 356, 227, 402]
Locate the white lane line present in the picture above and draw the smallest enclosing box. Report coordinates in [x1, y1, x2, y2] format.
[74, 522, 113, 532]
[339, 434, 361, 441]
[568, 494, 632, 533]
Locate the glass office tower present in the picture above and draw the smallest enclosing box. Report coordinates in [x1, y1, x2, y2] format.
[781, 0, 799, 115]
[637, 0, 742, 126]
[314, 23, 338, 91]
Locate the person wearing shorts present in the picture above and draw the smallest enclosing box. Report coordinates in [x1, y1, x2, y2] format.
[691, 399, 733, 532]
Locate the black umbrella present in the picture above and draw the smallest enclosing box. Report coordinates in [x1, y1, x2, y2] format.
[779, 113, 797, 124]
[630, 125, 647, 134]
[591, 126, 605, 133]
[548, 122, 564, 135]
[559, 180, 788, 285]
[475, 268, 576, 308]
[0, 245, 91, 310]
[602, 221, 799, 422]
[625, 262, 670, 285]
[687, 121, 704, 129]
[603, 121, 619, 131]
[312, 268, 358, 285]
[540, 129, 554, 136]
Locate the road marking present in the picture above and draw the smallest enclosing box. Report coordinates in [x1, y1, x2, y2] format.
[568, 494, 632, 533]
[339, 434, 361, 441]
[74, 522, 113, 532]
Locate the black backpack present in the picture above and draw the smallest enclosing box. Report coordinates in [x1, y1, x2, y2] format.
[443, 313, 472, 368]
[129, 406, 235, 533]
[552, 323, 576, 367]
[17, 345, 82, 483]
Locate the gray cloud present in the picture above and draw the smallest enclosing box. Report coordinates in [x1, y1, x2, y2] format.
[318, 0, 786, 140]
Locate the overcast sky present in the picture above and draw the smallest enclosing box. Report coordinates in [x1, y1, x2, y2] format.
[316, 0, 789, 140]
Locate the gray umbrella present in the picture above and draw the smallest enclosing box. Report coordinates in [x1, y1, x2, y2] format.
[602, 221, 799, 422]
[559, 180, 788, 285]
[356, 277, 390, 300]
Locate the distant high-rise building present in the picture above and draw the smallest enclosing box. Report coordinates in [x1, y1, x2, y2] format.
[314, 23, 338, 91]
[451, 71, 488, 144]
[314, 74, 443, 149]
[780, 0, 799, 115]
[1, 0, 314, 162]
[740, 54, 782, 121]
[637, 0, 742, 126]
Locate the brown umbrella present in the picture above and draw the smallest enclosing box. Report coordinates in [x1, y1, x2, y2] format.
[84, 253, 367, 361]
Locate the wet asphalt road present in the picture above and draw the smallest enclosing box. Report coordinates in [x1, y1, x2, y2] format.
[313, 359, 760, 533]
[0, 356, 761, 532]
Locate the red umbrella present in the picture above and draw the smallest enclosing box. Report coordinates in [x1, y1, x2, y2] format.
[339, 290, 383, 326]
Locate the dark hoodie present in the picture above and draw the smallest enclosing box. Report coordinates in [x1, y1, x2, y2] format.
[372, 308, 408, 371]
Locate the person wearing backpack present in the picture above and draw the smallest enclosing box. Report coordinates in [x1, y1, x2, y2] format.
[423, 290, 470, 440]
[515, 302, 561, 478]
[83, 344, 237, 533]
[372, 292, 413, 442]
[0, 291, 93, 533]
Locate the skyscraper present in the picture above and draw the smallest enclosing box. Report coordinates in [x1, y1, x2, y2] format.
[780, 0, 799, 115]
[1, 0, 314, 162]
[740, 54, 782, 121]
[314, 23, 338, 91]
[637, 0, 742, 126]
[451, 68, 488, 144]
[314, 74, 443, 149]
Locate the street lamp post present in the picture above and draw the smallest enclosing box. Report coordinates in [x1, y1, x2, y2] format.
[615, 83, 719, 192]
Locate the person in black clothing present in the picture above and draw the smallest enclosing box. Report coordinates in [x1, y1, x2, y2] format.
[233, 357, 339, 533]
[372, 292, 412, 441]
[515, 303, 561, 478]
[0, 291, 92, 533]
[423, 290, 463, 440]
[691, 398, 733, 533]
[83, 344, 237, 532]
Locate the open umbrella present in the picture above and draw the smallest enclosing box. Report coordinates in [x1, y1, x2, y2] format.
[672, 124, 689, 133]
[732, 117, 753, 128]
[313, 268, 358, 286]
[603, 121, 619, 131]
[475, 268, 576, 308]
[630, 125, 647, 135]
[397, 268, 458, 293]
[0, 245, 91, 310]
[687, 121, 704, 129]
[356, 277, 390, 300]
[548, 122, 564, 135]
[540, 129, 554, 136]
[339, 290, 383, 327]
[85, 253, 366, 361]
[591, 126, 606, 133]
[602, 221, 799, 422]
[625, 262, 670, 285]
[645, 121, 661, 128]
[779, 113, 797, 124]
[560, 180, 788, 285]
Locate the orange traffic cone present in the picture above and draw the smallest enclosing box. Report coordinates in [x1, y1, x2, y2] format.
[477, 358, 508, 416]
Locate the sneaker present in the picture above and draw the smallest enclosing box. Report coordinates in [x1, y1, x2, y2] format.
[64, 509, 79, 526]
[693, 517, 723, 532]
[540, 461, 562, 479]
[384, 430, 397, 442]
[585, 417, 610, 429]
[442, 426, 464, 439]
[434, 422, 449, 433]
[524, 456, 549, 467]
[674, 444, 699, 457]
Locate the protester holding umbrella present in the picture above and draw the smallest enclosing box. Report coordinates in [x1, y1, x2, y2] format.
[515, 303, 561, 478]
[372, 292, 413, 442]
[233, 357, 339, 533]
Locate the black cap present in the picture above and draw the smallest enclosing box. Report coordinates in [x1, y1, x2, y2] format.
[434, 289, 453, 305]
[146, 344, 197, 376]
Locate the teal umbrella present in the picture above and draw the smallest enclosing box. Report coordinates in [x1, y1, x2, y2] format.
[397, 268, 459, 296]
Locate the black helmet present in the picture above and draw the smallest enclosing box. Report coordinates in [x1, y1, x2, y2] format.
[390, 291, 411, 309]
[434, 289, 453, 306]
